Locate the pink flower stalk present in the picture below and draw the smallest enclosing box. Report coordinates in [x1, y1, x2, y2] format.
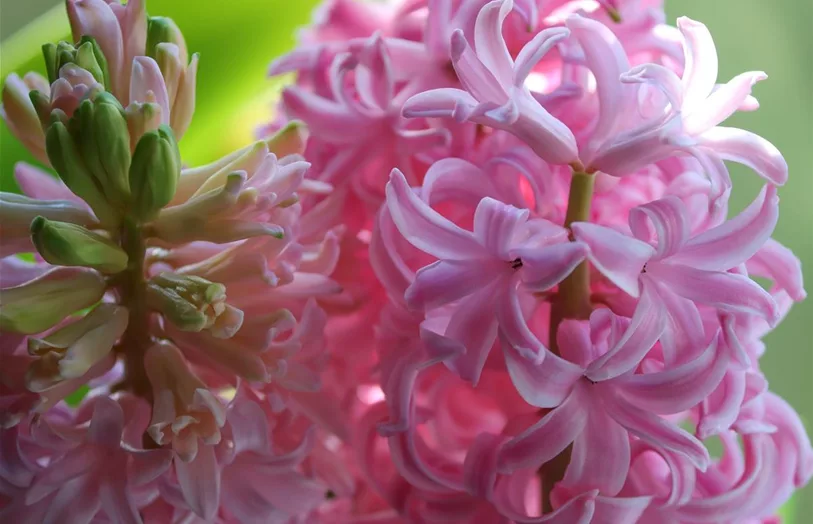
[2, 0, 811, 522]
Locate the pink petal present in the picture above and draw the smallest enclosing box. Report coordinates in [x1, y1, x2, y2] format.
[495, 487, 597, 523]
[697, 369, 746, 439]
[421, 158, 499, 206]
[621, 63, 684, 112]
[355, 34, 394, 110]
[747, 238, 806, 301]
[513, 27, 570, 87]
[606, 395, 709, 470]
[671, 184, 778, 271]
[14, 163, 87, 208]
[683, 71, 767, 135]
[176, 443, 220, 520]
[386, 169, 484, 260]
[589, 495, 651, 524]
[629, 196, 689, 259]
[281, 86, 369, 142]
[99, 463, 141, 524]
[26, 446, 97, 503]
[571, 222, 654, 297]
[677, 17, 718, 111]
[498, 386, 587, 472]
[128, 449, 173, 486]
[648, 262, 778, 323]
[130, 57, 170, 125]
[463, 433, 502, 498]
[43, 474, 102, 524]
[563, 407, 630, 495]
[513, 241, 588, 292]
[402, 88, 478, 119]
[425, 0, 453, 56]
[443, 285, 500, 384]
[406, 258, 501, 310]
[473, 0, 515, 86]
[654, 281, 705, 363]
[763, 392, 813, 487]
[566, 14, 632, 150]
[502, 325, 582, 409]
[473, 197, 529, 258]
[697, 126, 788, 185]
[451, 29, 509, 104]
[618, 332, 729, 414]
[585, 279, 666, 382]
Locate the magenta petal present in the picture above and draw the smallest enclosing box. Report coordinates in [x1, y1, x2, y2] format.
[698, 126, 788, 185]
[671, 184, 778, 271]
[473, 197, 529, 258]
[697, 369, 746, 439]
[495, 487, 597, 523]
[607, 395, 709, 470]
[176, 443, 220, 520]
[763, 392, 813, 487]
[629, 196, 689, 259]
[463, 433, 502, 498]
[502, 335, 582, 409]
[571, 222, 653, 297]
[450, 29, 509, 104]
[747, 238, 806, 301]
[402, 88, 478, 119]
[677, 17, 718, 111]
[563, 407, 630, 496]
[618, 333, 728, 414]
[498, 386, 587, 473]
[473, 0, 515, 86]
[514, 27, 570, 87]
[514, 241, 588, 292]
[443, 286, 499, 384]
[406, 258, 500, 310]
[585, 279, 666, 382]
[589, 495, 652, 524]
[683, 71, 767, 135]
[386, 169, 484, 260]
[354, 35, 394, 110]
[649, 262, 778, 323]
[565, 14, 631, 149]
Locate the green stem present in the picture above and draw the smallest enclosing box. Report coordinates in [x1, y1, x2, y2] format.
[541, 171, 595, 513]
[118, 218, 152, 401]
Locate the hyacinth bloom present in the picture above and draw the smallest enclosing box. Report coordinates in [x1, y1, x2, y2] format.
[2, 0, 811, 522]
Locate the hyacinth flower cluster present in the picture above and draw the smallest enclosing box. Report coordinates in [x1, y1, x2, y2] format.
[1, 0, 811, 523]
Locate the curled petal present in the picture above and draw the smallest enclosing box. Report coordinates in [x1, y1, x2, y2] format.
[683, 71, 767, 135]
[402, 88, 478, 119]
[571, 222, 654, 297]
[451, 29, 509, 104]
[513, 241, 588, 292]
[677, 17, 718, 111]
[473, 0, 515, 86]
[697, 126, 788, 186]
[473, 197, 529, 258]
[513, 27, 570, 87]
[629, 196, 689, 259]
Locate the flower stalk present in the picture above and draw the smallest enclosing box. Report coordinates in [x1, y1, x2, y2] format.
[118, 218, 151, 401]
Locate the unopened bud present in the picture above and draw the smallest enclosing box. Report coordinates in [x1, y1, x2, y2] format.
[43, 37, 110, 89]
[45, 120, 119, 225]
[31, 216, 128, 273]
[266, 120, 309, 157]
[146, 273, 243, 338]
[124, 101, 162, 151]
[129, 124, 181, 220]
[0, 267, 106, 334]
[146, 16, 188, 65]
[76, 93, 132, 208]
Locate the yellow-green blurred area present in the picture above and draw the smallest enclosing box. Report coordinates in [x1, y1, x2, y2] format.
[2, 0, 811, 518]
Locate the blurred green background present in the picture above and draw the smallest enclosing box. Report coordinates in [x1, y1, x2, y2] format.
[1, 0, 811, 517]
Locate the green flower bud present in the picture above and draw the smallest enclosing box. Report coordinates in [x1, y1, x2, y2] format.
[129, 124, 181, 221]
[42, 37, 110, 88]
[46, 120, 119, 225]
[0, 267, 106, 335]
[29, 89, 52, 129]
[146, 16, 188, 64]
[146, 273, 233, 333]
[76, 94, 132, 208]
[31, 216, 128, 273]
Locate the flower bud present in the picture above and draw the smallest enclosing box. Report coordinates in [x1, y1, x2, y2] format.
[1, 73, 49, 164]
[75, 93, 132, 208]
[267, 120, 309, 158]
[30, 216, 128, 273]
[146, 16, 188, 65]
[0, 267, 106, 334]
[43, 37, 110, 89]
[128, 124, 181, 221]
[45, 119, 119, 225]
[146, 272, 244, 338]
[26, 303, 128, 390]
[124, 101, 162, 151]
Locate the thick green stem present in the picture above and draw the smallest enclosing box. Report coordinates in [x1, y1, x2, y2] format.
[541, 171, 595, 513]
[118, 218, 152, 401]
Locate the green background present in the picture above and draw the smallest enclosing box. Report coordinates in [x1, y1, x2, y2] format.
[2, 0, 811, 517]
